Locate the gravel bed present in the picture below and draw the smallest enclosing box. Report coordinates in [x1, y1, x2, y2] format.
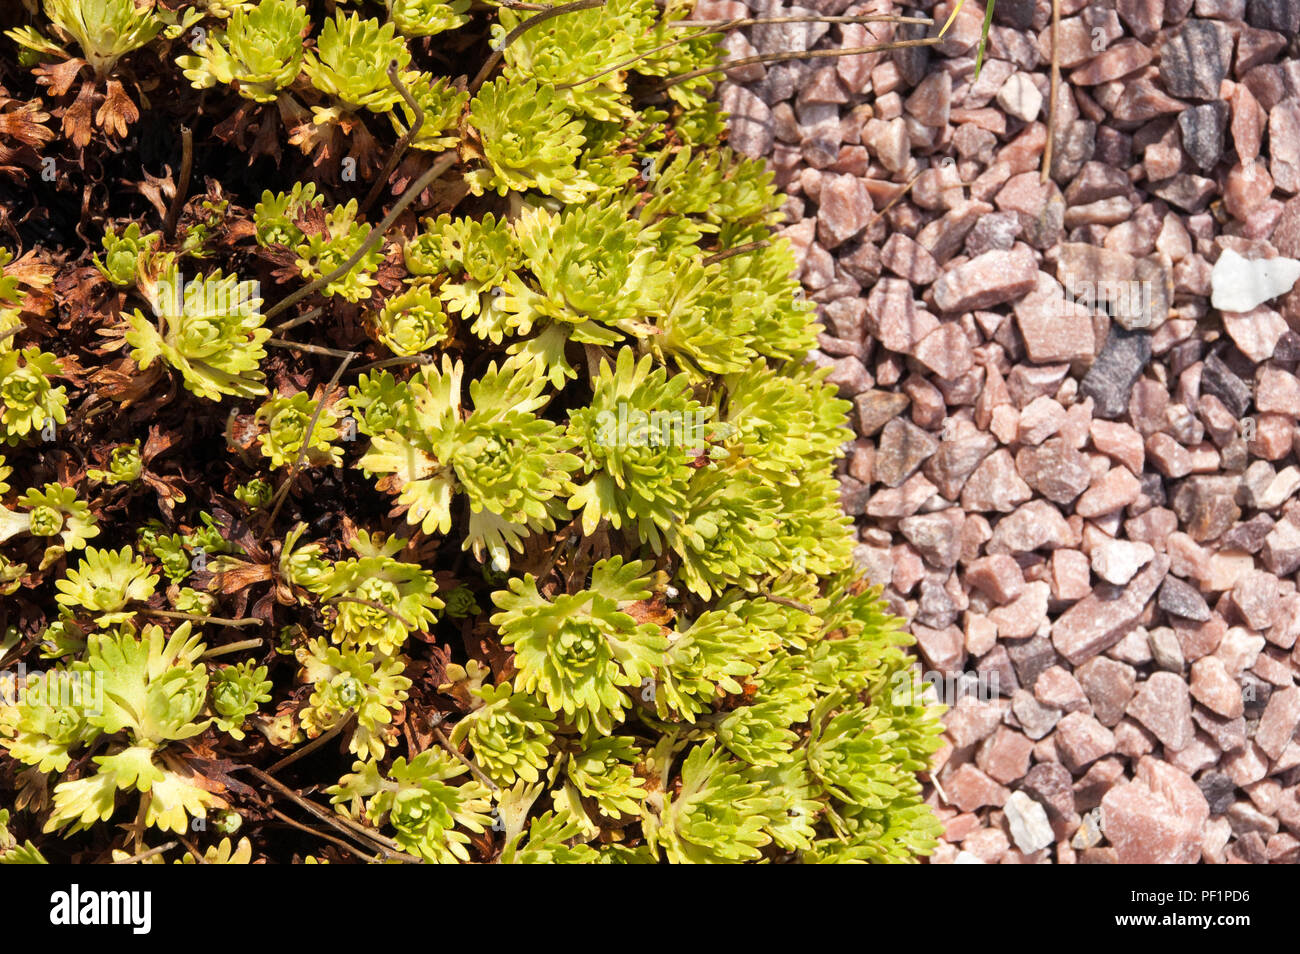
[717, 0, 1300, 863]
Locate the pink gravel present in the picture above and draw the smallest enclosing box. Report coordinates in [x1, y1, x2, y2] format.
[720, 0, 1300, 863]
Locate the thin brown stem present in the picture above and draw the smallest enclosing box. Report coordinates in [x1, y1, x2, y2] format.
[112, 840, 177, 864]
[268, 337, 358, 360]
[762, 592, 816, 615]
[868, 169, 925, 228]
[560, 14, 933, 91]
[556, 23, 719, 90]
[701, 239, 769, 266]
[258, 357, 354, 542]
[178, 833, 208, 863]
[163, 125, 193, 241]
[271, 305, 323, 334]
[268, 808, 378, 862]
[432, 723, 499, 792]
[1042, 0, 1060, 185]
[361, 63, 424, 216]
[138, 608, 264, 628]
[672, 14, 933, 27]
[468, 0, 607, 95]
[265, 716, 353, 775]
[352, 353, 437, 374]
[657, 36, 942, 90]
[246, 765, 420, 862]
[263, 152, 458, 323]
[325, 806, 419, 858]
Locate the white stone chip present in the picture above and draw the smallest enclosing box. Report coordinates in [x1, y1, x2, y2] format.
[1210, 248, 1300, 312]
[996, 72, 1044, 122]
[1091, 539, 1156, 585]
[1004, 791, 1055, 853]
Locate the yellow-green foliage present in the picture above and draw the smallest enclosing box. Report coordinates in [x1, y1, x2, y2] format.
[0, 0, 944, 864]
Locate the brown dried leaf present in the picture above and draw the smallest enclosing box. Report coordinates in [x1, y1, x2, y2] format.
[62, 81, 96, 149]
[95, 79, 138, 138]
[212, 561, 274, 596]
[37, 58, 87, 98]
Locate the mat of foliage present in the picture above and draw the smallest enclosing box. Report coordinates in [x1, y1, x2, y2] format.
[0, 0, 942, 864]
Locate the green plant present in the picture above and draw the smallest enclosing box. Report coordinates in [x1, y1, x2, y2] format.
[0, 484, 100, 569]
[389, 75, 466, 151]
[643, 738, 778, 863]
[497, 200, 674, 385]
[372, 281, 448, 356]
[87, 440, 142, 485]
[177, 0, 309, 103]
[0, 809, 48, 864]
[94, 224, 159, 286]
[0, 0, 947, 864]
[355, 357, 579, 569]
[0, 347, 67, 444]
[8, 0, 165, 78]
[388, 0, 469, 38]
[54, 546, 158, 624]
[4, 0, 190, 146]
[302, 11, 409, 114]
[491, 557, 666, 735]
[255, 192, 384, 302]
[209, 661, 272, 739]
[121, 263, 269, 401]
[568, 347, 717, 546]
[0, 251, 28, 341]
[449, 682, 555, 786]
[233, 477, 273, 507]
[296, 638, 412, 759]
[2, 623, 223, 835]
[329, 750, 492, 862]
[256, 390, 344, 468]
[138, 526, 190, 582]
[466, 78, 597, 203]
[321, 531, 442, 655]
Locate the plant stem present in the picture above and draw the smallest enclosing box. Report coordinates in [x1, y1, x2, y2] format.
[352, 353, 437, 373]
[1042, 0, 1060, 184]
[432, 723, 499, 792]
[268, 808, 378, 863]
[673, 14, 934, 27]
[271, 305, 323, 334]
[139, 608, 263, 628]
[112, 840, 177, 864]
[468, 0, 607, 94]
[245, 765, 421, 862]
[657, 36, 941, 90]
[263, 151, 458, 323]
[361, 63, 424, 216]
[701, 239, 769, 266]
[267, 337, 357, 359]
[163, 125, 193, 241]
[259, 355, 355, 542]
[327, 595, 416, 631]
[265, 717, 353, 775]
[200, 637, 265, 659]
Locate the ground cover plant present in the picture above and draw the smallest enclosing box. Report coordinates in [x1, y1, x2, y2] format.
[0, 0, 947, 864]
